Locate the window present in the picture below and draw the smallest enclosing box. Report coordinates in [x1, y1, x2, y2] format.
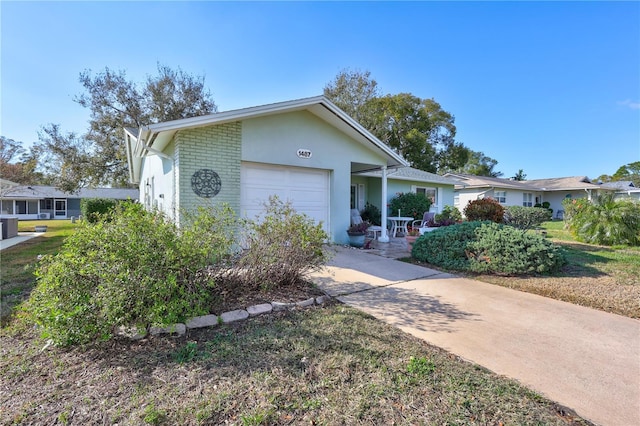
[15, 201, 27, 214]
[0, 200, 13, 214]
[453, 193, 460, 208]
[414, 186, 437, 206]
[495, 191, 506, 204]
[40, 199, 53, 210]
[523, 193, 533, 207]
[350, 184, 365, 211]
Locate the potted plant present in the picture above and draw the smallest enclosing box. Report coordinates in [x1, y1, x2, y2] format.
[405, 227, 420, 251]
[346, 221, 370, 248]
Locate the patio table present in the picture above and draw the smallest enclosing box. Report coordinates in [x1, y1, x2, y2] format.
[387, 216, 414, 238]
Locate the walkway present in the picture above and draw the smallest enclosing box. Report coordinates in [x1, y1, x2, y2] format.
[311, 245, 640, 426]
[0, 232, 39, 251]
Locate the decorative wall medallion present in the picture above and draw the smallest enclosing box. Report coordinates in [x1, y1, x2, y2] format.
[191, 169, 221, 198]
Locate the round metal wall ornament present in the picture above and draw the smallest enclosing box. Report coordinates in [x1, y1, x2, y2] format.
[191, 169, 222, 198]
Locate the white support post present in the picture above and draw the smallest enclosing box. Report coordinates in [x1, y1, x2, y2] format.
[378, 165, 390, 243]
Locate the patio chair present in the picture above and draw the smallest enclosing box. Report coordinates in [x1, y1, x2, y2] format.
[350, 209, 383, 240]
[411, 211, 435, 229]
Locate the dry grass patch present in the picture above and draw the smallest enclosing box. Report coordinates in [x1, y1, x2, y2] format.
[0, 305, 590, 425]
[465, 222, 640, 318]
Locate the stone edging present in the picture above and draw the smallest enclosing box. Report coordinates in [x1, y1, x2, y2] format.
[116, 295, 333, 340]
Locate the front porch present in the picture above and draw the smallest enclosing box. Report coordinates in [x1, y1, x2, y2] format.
[347, 236, 412, 260]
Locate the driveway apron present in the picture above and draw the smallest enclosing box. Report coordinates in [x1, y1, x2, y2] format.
[310, 246, 640, 426]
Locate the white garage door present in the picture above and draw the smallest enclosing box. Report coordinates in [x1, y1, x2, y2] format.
[241, 162, 330, 232]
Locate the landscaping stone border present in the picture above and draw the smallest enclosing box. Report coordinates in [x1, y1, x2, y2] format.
[117, 295, 333, 340]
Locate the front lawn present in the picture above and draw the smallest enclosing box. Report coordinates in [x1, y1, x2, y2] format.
[0, 305, 589, 425]
[1, 220, 78, 324]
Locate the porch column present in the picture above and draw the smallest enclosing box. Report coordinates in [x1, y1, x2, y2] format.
[378, 165, 389, 243]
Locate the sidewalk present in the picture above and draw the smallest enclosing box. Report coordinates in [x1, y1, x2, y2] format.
[310, 246, 640, 426]
[0, 232, 40, 251]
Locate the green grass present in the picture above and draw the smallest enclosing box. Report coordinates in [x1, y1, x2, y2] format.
[1, 220, 78, 323]
[0, 305, 590, 425]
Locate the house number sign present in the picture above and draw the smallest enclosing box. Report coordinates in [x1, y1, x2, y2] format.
[191, 168, 221, 198]
[297, 149, 312, 159]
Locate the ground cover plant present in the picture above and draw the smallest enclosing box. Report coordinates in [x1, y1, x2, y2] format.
[471, 220, 640, 318]
[0, 305, 590, 425]
[411, 219, 640, 318]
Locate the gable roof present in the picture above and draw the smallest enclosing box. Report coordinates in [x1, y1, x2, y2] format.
[523, 176, 602, 191]
[125, 96, 409, 184]
[360, 167, 461, 186]
[444, 173, 541, 191]
[1, 185, 139, 200]
[600, 181, 636, 190]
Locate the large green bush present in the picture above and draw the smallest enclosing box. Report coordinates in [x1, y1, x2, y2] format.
[389, 192, 432, 221]
[434, 205, 462, 224]
[233, 196, 329, 289]
[563, 193, 640, 246]
[503, 206, 551, 232]
[411, 221, 487, 270]
[26, 202, 237, 346]
[80, 198, 119, 223]
[463, 198, 504, 223]
[466, 223, 566, 275]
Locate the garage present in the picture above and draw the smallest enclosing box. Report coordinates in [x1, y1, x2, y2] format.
[240, 162, 330, 232]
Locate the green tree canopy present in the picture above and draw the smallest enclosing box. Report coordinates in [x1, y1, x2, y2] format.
[0, 136, 43, 186]
[324, 69, 495, 175]
[35, 64, 217, 192]
[452, 149, 502, 177]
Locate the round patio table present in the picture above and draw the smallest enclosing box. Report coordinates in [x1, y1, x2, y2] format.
[387, 216, 414, 237]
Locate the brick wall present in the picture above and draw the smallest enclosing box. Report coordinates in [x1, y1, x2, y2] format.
[174, 122, 242, 221]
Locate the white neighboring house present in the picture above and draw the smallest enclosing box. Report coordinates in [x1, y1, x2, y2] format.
[0, 181, 138, 220]
[445, 174, 614, 219]
[123, 95, 460, 244]
[599, 181, 640, 200]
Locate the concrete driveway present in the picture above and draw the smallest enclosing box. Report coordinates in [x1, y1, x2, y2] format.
[310, 246, 640, 426]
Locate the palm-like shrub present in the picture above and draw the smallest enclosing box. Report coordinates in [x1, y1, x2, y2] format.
[463, 198, 504, 223]
[563, 193, 640, 246]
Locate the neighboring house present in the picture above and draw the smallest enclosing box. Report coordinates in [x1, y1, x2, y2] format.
[0, 183, 139, 220]
[599, 181, 640, 200]
[124, 96, 458, 244]
[445, 173, 614, 219]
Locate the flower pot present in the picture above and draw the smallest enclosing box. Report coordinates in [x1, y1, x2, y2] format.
[347, 232, 366, 248]
[405, 235, 419, 252]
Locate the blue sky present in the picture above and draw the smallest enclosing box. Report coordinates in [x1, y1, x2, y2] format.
[2, 1, 638, 180]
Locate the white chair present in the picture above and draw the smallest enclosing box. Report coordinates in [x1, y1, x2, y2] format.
[412, 212, 436, 229]
[350, 209, 383, 240]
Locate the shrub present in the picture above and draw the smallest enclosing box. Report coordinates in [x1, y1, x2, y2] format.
[434, 205, 462, 224]
[389, 192, 432, 221]
[80, 198, 119, 223]
[25, 202, 236, 346]
[233, 196, 329, 289]
[466, 223, 566, 275]
[463, 198, 504, 223]
[411, 221, 487, 270]
[360, 202, 381, 226]
[563, 193, 640, 246]
[503, 206, 552, 232]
